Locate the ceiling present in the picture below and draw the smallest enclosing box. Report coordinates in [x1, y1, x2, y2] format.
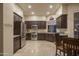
[16, 3, 61, 16]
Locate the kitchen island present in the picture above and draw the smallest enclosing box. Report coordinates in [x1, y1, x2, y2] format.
[26, 32, 59, 42]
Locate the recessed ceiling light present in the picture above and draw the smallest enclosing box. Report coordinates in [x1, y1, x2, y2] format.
[28, 5, 32, 8]
[46, 12, 50, 15]
[32, 12, 35, 14]
[49, 5, 53, 8]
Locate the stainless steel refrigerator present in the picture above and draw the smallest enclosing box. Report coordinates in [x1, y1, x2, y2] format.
[21, 22, 26, 48]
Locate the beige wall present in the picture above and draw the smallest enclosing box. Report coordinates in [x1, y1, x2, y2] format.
[62, 4, 68, 14]
[3, 3, 24, 56]
[25, 16, 47, 21]
[3, 4, 13, 56]
[55, 5, 63, 18]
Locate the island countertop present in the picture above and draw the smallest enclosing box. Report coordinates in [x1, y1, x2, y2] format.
[26, 32, 57, 34]
[14, 35, 20, 38]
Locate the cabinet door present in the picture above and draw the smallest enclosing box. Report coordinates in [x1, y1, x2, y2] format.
[14, 36, 21, 53]
[56, 16, 61, 28]
[26, 21, 31, 29]
[26, 33, 31, 40]
[38, 21, 46, 29]
[38, 33, 45, 40]
[56, 14, 67, 28]
[38, 33, 41, 40]
[25, 21, 46, 29]
[28, 21, 31, 29]
[61, 14, 67, 28]
[45, 34, 48, 41]
[42, 21, 46, 29]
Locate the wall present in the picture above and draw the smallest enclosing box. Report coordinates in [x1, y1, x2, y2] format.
[3, 3, 24, 56]
[25, 16, 47, 21]
[0, 3, 3, 56]
[55, 5, 63, 18]
[67, 4, 79, 37]
[62, 4, 68, 14]
[3, 4, 13, 56]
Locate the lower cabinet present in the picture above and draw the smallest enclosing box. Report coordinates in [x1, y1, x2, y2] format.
[38, 33, 56, 42]
[46, 34, 55, 42]
[14, 36, 21, 53]
[26, 33, 57, 42]
[38, 33, 46, 40]
[26, 33, 31, 40]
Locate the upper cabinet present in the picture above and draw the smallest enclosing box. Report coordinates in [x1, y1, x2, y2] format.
[38, 21, 46, 29]
[25, 21, 46, 29]
[56, 14, 67, 28]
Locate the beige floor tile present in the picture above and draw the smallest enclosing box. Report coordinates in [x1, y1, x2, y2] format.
[14, 40, 56, 56]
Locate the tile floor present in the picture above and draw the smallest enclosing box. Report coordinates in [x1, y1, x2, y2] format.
[14, 40, 56, 56]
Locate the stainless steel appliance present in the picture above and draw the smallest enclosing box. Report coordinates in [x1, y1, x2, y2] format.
[21, 22, 26, 48]
[31, 25, 38, 41]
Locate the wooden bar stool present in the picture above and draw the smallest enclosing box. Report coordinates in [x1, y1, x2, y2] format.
[55, 35, 66, 56]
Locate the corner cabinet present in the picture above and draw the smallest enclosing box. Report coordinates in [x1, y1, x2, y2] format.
[56, 14, 67, 28]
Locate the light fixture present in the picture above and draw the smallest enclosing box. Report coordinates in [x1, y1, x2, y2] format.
[28, 5, 32, 8]
[49, 5, 53, 8]
[32, 12, 35, 15]
[46, 12, 50, 15]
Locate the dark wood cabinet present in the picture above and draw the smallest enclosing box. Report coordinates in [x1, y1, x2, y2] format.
[14, 36, 21, 53]
[26, 21, 31, 29]
[46, 34, 56, 42]
[26, 32, 57, 42]
[38, 21, 46, 29]
[26, 33, 31, 40]
[25, 21, 46, 29]
[38, 33, 45, 40]
[38, 33, 56, 42]
[56, 14, 67, 28]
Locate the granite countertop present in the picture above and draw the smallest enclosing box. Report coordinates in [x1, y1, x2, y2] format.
[38, 32, 56, 34]
[26, 32, 68, 36]
[26, 32, 57, 34]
